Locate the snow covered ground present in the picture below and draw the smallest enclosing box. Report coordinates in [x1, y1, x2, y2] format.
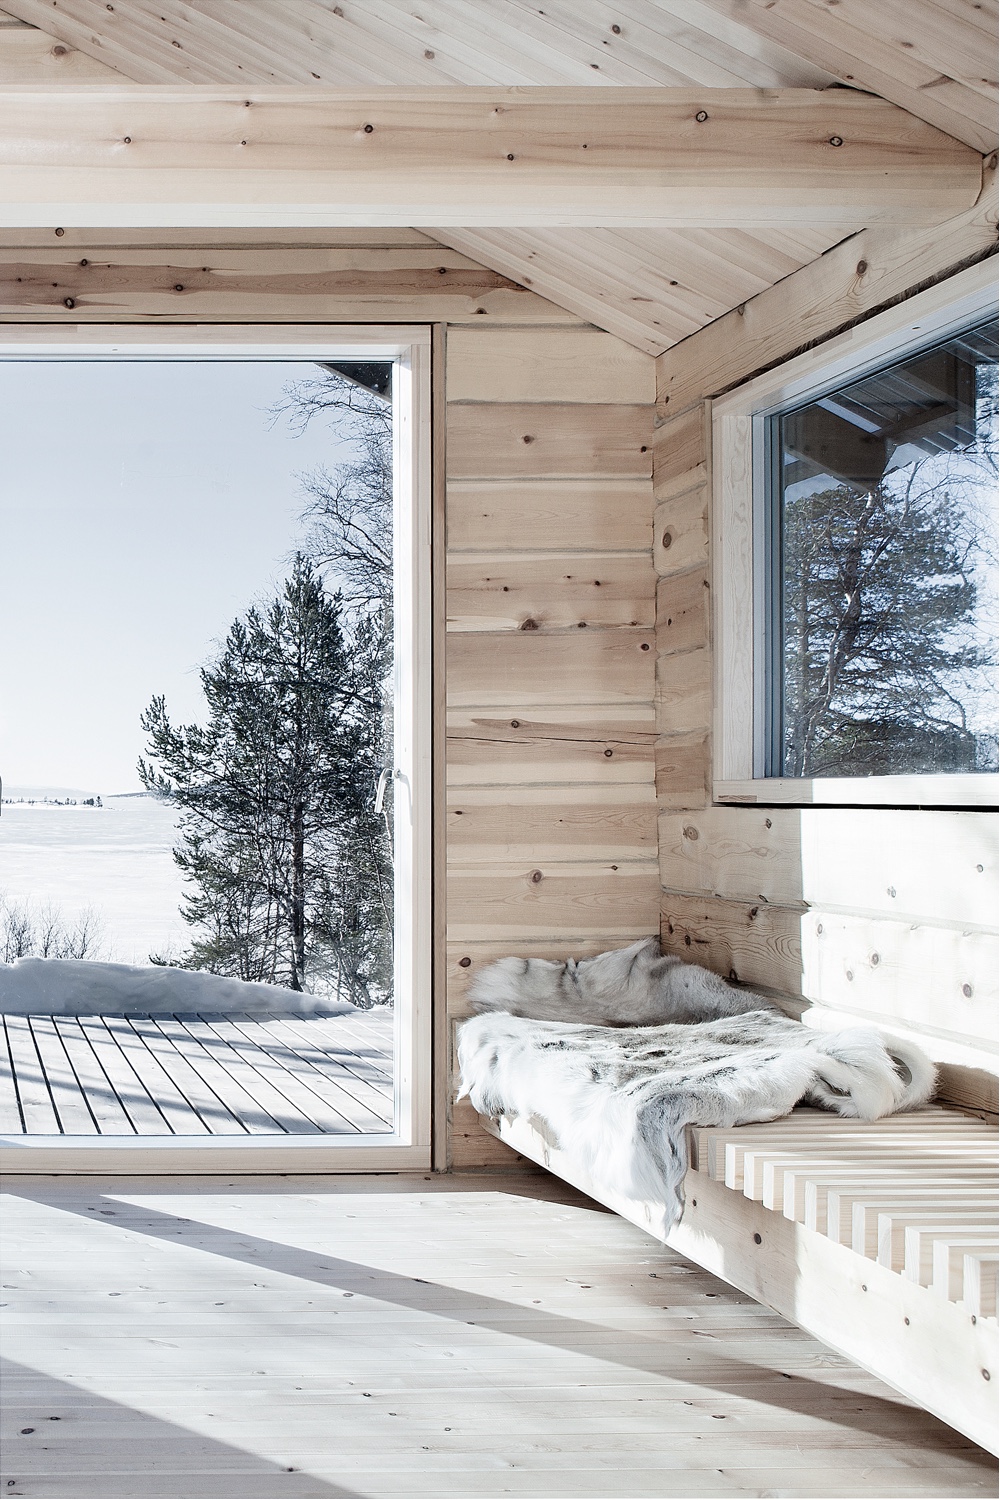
[0, 795, 187, 965]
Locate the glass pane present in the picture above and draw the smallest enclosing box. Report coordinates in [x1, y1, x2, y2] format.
[0, 359, 398, 1137]
[771, 316, 999, 779]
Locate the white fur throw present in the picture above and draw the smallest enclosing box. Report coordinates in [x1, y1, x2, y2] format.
[467, 937, 780, 1027]
[458, 943, 937, 1232]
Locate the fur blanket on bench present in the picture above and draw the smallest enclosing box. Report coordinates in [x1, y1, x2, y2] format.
[457, 942, 937, 1231]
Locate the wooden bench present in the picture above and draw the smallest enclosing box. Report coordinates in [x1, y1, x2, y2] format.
[481, 1103, 998, 1454]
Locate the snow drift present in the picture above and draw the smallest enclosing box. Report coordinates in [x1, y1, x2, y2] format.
[0, 958, 359, 1017]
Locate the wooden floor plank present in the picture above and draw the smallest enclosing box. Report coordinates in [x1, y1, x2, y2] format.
[0, 1013, 398, 1138]
[99, 1017, 210, 1136]
[0, 1014, 26, 1131]
[170, 1017, 327, 1135]
[75, 1016, 174, 1135]
[222, 1016, 388, 1132]
[4, 1015, 62, 1133]
[263, 1012, 397, 1099]
[232, 1014, 394, 1126]
[27, 1017, 98, 1135]
[124, 1017, 248, 1135]
[142, 1019, 289, 1135]
[49, 1017, 140, 1134]
[191, 1016, 362, 1134]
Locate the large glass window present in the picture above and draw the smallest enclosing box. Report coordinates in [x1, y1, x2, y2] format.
[764, 318, 999, 781]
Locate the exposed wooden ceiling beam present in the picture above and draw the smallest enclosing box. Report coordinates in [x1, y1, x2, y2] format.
[0, 86, 982, 229]
[696, 0, 999, 154]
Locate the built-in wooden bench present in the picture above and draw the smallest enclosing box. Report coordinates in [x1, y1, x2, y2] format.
[481, 1104, 999, 1454]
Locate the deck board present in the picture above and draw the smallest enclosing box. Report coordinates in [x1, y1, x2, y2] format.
[0, 1012, 394, 1137]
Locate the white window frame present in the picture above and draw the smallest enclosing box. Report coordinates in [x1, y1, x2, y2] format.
[712, 260, 999, 809]
[0, 324, 432, 1172]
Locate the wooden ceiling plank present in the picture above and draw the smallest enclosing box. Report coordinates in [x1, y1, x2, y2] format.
[84, 1, 318, 84]
[0, 23, 122, 79]
[645, 0, 835, 86]
[518, 227, 742, 321]
[229, 1, 470, 87]
[0, 87, 980, 229]
[352, 0, 602, 85]
[697, 0, 998, 151]
[812, 0, 998, 105]
[430, 229, 681, 353]
[490, 0, 760, 86]
[1, 0, 256, 82]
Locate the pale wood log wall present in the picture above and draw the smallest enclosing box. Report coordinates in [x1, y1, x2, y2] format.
[444, 325, 659, 1165]
[653, 174, 1000, 1119]
[0, 233, 662, 1167]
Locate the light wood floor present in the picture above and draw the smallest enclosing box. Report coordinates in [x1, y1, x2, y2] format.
[0, 1011, 394, 1136]
[0, 1171, 995, 1499]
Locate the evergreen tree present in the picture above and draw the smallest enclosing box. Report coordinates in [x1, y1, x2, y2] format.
[781, 464, 996, 776]
[139, 557, 391, 998]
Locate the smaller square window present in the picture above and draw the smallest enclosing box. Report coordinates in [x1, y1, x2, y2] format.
[762, 318, 998, 781]
[712, 261, 999, 806]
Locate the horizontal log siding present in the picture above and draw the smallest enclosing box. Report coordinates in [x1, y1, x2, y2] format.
[653, 193, 999, 1118]
[1, 239, 653, 1170]
[446, 325, 658, 1165]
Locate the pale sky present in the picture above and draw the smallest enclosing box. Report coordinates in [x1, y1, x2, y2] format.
[1, 360, 355, 792]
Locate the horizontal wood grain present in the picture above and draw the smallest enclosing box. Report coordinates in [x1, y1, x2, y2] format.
[658, 807, 999, 926]
[446, 628, 655, 707]
[446, 784, 657, 863]
[446, 403, 652, 479]
[801, 911, 998, 1046]
[447, 551, 655, 631]
[447, 860, 661, 942]
[446, 707, 656, 787]
[0, 244, 576, 324]
[658, 168, 998, 411]
[0, 87, 980, 228]
[446, 325, 654, 404]
[660, 891, 805, 992]
[445, 478, 652, 554]
[656, 568, 711, 656]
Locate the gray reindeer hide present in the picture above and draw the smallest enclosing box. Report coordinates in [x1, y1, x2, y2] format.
[467, 937, 781, 1026]
[458, 942, 937, 1232]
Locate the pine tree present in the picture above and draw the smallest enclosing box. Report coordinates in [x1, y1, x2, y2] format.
[139, 557, 389, 996]
[781, 465, 995, 776]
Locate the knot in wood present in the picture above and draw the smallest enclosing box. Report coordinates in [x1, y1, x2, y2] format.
[530, 869, 543, 884]
[682, 825, 699, 840]
[519, 617, 538, 631]
[829, 136, 844, 147]
[458, 957, 471, 968]
[695, 110, 709, 123]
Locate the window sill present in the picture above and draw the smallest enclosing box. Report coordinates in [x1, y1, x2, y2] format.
[713, 775, 999, 809]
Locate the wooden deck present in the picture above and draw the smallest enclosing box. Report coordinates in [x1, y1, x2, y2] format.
[1, 1171, 994, 1499]
[0, 1011, 394, 1136]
